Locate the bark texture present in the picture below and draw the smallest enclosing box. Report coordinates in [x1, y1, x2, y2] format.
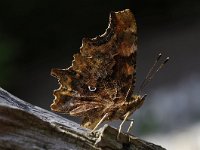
[0, 87, 166, 150]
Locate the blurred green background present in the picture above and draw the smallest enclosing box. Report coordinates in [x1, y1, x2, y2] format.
[0, 1, 200, 149]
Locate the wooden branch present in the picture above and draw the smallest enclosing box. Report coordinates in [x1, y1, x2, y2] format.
[0, 87, 166, 150]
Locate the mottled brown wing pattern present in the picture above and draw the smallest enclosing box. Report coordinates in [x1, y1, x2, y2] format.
[51, 9, 137, 129]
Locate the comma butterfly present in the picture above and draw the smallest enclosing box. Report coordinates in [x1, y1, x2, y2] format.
[50, 9, 168, 134]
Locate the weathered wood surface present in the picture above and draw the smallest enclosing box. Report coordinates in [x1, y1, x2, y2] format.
[0, 87, 166, 150]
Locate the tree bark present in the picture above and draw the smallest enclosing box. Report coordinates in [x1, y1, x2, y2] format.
[0, 87, 166, 150]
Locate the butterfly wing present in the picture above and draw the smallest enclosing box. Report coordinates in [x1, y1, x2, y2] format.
[51, 9, 137, 129]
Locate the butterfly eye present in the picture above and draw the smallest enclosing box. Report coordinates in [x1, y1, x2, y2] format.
[88, 86, 97, 92]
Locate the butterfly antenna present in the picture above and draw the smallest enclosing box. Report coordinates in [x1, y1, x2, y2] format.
[138, 53, 162, 93]
[147, 57, 169, 82]
[138, 56, 169, 93]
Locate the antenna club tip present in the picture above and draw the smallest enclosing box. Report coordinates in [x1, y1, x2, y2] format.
[156, 53, 162, 61]
[163, 57, 170, 64]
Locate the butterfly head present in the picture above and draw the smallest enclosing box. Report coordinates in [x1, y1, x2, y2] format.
[127, 94, 147, 111]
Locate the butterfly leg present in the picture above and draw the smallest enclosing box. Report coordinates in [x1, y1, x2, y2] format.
[117, 111, 131, 140]
[120, 117, 134, 133]
[90, 113, 108, 133]
[127, 120, 134, 133]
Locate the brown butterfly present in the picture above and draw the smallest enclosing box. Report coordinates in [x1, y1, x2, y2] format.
[50, 9, 168, 135]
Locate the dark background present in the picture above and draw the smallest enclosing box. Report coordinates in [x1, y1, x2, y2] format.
[0, 0, 200, 139]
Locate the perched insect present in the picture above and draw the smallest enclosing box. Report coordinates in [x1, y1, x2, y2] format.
[50, 9, 169, 137]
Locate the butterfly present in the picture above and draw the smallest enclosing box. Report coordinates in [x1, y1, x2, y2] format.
[50, 9, 168, 136]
